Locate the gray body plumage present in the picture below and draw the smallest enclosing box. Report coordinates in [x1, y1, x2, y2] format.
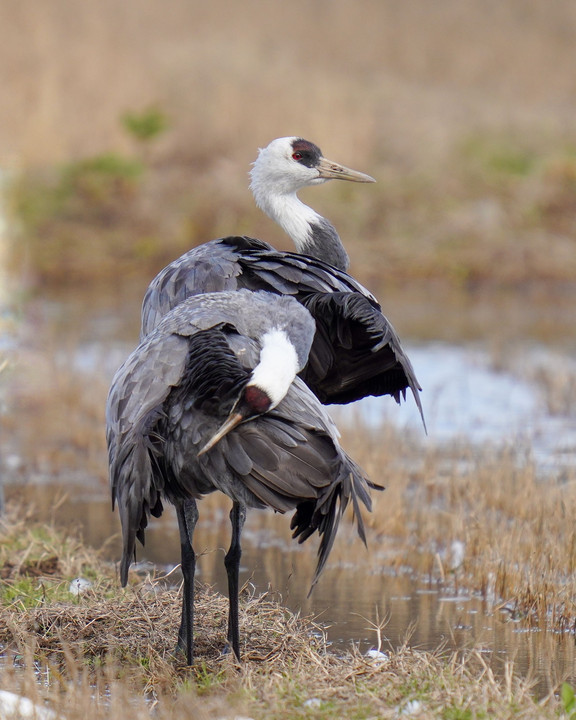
[107, 290, 374, 595]
[141, 235, 424, 420]
[305, 216, 350, 271]
[107, 137, 420, 661]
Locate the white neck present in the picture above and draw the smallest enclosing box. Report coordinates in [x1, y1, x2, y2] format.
[249, 329, 300, 408]
[251, 183, 319, 254]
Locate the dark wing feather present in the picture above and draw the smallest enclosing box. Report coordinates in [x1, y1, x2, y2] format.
[140, 236, 424, 423]
[140, 241, 245, 338]
[141, 235, 379, 330]
[300, 292, 425, 425]
[121, 277, 387, 590]
[107, 308, 252, 585]
[159, 361, 378, 588]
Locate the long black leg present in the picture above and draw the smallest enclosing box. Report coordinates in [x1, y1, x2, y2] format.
[176, 498, 199, 664]
[224, 501, 246, 660]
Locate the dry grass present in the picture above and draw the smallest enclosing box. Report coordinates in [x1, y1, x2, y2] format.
[0, 509, 567, 719]
[2, 338, 576, 715]
[338, 421, 576, 630]
[2, 337, 576, 714]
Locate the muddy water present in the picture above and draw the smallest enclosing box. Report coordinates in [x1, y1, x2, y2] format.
[2, 283, 576, 697]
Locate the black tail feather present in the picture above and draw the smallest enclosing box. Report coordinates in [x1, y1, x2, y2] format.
[289, 455, 379, 595]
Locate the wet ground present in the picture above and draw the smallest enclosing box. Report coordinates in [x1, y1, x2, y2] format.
[1, 282, 576, 696]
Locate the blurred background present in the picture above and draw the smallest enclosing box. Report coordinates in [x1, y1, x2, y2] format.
[0, 0, 576, 682]
[2, 0, 576, 300]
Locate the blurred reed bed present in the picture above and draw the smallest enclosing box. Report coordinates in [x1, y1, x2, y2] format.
[2, 1, 576, 164]
[7, 115, 576, 293]
[2, 0, 576, 293]
[1, 343, 110, 484]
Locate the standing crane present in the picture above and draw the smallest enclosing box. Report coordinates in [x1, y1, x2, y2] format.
[107, 290, 376, 663]
[140, 137, 423, 416]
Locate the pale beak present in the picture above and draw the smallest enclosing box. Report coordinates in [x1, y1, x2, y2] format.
[316, 156, 376, 183]
[198, 411, 245, 456]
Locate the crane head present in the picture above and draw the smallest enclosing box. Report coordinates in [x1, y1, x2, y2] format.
[250, 137, 375, 196]
[197, 385, 273, 456]
[198, 327, 304, 457]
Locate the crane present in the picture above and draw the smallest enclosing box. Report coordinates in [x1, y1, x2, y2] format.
[107, 290, 376, 663]
[140, 137, 423, 417]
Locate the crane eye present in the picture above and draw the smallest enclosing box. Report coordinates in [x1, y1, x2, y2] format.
[292, 152, 303, 161]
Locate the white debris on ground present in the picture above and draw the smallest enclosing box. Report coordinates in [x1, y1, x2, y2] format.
[0, 689, 57, 720]
[68, 577, 93, 596]
[365, 648, 389, 665]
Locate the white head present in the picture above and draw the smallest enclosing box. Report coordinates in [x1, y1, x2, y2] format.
[250, 137, 375, 197]
[246, 328, 300, 410]
[197, 329, 300, 456]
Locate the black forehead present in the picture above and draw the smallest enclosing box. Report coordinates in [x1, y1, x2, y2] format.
[291, 138, 322, 167]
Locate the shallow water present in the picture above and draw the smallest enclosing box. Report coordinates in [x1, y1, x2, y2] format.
[336, 343, 576, 472]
